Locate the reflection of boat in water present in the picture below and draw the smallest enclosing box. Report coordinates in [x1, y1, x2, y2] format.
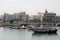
[31, 25, 57, 33]
[32, 32, 57, 36]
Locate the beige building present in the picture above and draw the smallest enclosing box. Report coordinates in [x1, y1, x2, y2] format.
[33, 15, 39, 20]
[29, 16, 33, 20]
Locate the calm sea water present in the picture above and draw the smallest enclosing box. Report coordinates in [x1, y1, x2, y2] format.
[0, 27, 60, 40]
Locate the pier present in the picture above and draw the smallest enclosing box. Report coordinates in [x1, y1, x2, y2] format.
[0, 21, 60, 27]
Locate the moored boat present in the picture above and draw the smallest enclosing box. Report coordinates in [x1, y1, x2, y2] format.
[31, 26, 57, 33]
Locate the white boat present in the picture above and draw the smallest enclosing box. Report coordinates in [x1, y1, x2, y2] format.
[31, 25, 57, 33]
[20, 25, 27, 29]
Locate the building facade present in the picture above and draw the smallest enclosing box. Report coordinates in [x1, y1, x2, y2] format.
[3, 13, 15, 22]
[42, 10, 56, 26]
[56, 16, 60, 23]
[33, 15, 39, 20]
[15, 12, 29, 21]
[38, 12, 43, 20]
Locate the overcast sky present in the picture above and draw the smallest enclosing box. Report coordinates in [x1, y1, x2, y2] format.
[0, 0, 60, 16]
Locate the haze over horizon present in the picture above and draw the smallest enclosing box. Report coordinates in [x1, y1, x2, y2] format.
[0, 0, 60, 16]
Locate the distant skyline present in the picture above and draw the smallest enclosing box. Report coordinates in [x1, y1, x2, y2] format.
[0, 0, 60, 16]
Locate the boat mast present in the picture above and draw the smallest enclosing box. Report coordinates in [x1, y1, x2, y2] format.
[40, 13, 43, 27]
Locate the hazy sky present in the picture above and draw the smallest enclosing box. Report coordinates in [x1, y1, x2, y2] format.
[0, 0, 60, 16]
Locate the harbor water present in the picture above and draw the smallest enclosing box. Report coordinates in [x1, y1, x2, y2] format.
[0, 27, 60, 40]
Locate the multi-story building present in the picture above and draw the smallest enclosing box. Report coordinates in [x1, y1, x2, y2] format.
[56, 16, 60, 23]
[0, 15, 4, 23]
[3, 12, 29, 22]
[38, 12, 43, 21]
[15, 12, 29, 21]
[3, 13, 15, 22]
[29, 16, 33, 20]
[26, 15, 29, 22]
[42, 10, 56, 26]
[33, 15, 39, 20]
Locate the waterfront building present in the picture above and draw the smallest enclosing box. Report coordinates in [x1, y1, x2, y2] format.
[14, 12, 29, 22]
[14, 13, 18, 19]
[3, 12, 29, 23]
[33, 15, 39, 20]
[29, 12, 43, 21]
[26, 15, 29, 22]
[0, 15, 3, 23]
[56, 16, 60, 23]
[42, 10, 56, 26]
[3, 13, 15, 22]
[38, 12, 43, 21]
[29, 15, 34, 20]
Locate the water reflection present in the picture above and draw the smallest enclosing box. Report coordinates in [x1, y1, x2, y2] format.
[32, 32, 58, 40]
[32, 32, 57, 36]
[0, 27, 60, 40]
